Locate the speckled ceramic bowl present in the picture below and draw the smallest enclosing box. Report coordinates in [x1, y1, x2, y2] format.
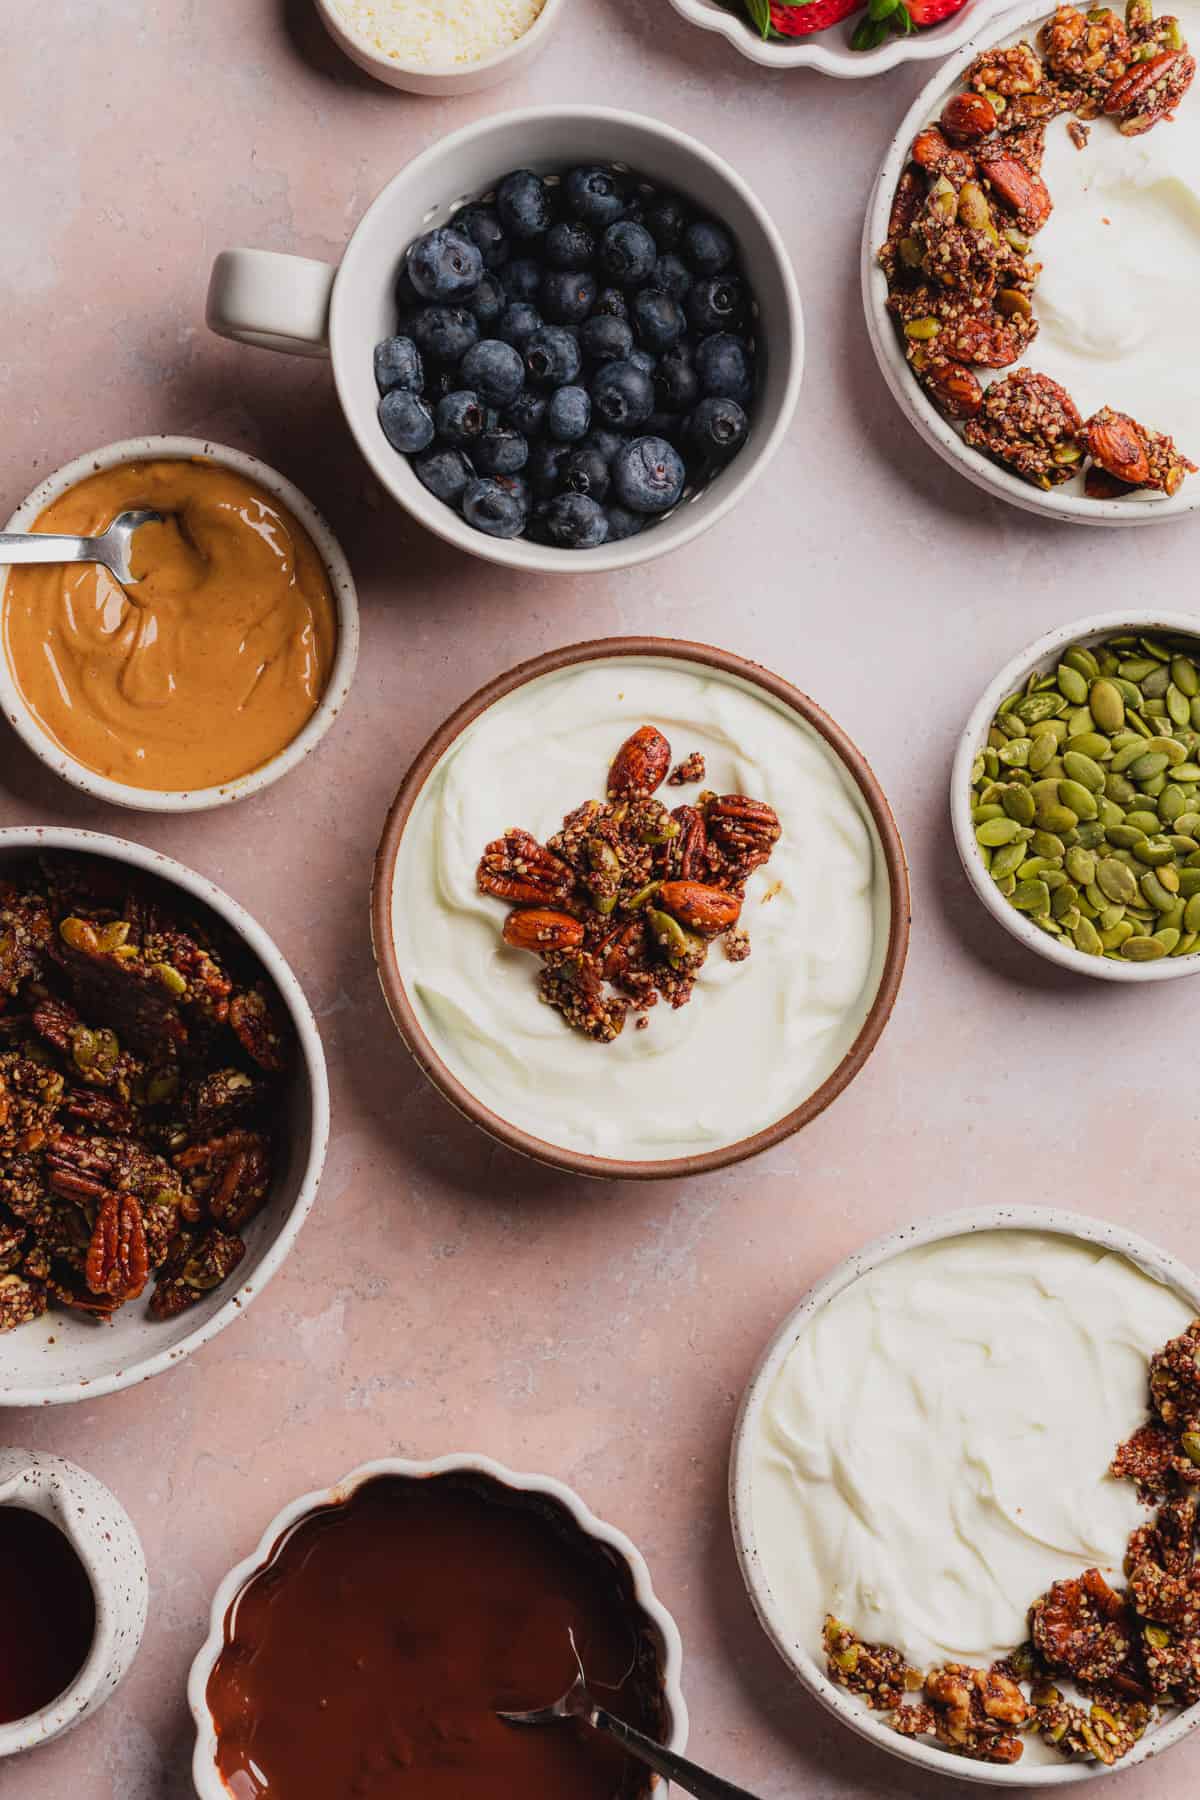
[0, 826, 329, 1406]
[668, 0, 1024, 78]
[0, 435, 359, 812]
[0, 1450, 147, 1759]
[188, 1451, 689, 1798]
[952, 611, 1200, 981]
[730, 1204, 1200, 1786]
[313, 0, 571, 94]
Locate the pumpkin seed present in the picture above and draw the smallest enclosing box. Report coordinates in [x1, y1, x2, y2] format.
[1066, 847, 1097, 886]
[1001, 785, 1036, 825]
[1097, 857, 1139, 904]
[1012, 879, 1050, 913]
[977, 817, 1024, 847]
[990, 841, 1027, 881]
[1171, 654, 1199, 698]
[1122, 934, 1168, 961]
[1073, 917, 1103, 956]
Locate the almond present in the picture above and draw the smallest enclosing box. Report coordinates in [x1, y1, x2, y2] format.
[501, 909, 585, 953]
[979, 153, 1052, 231]
[924, 360, 984, 421]
[657, 881, 742, 936]
[1083, 410, 1151, 487]
[607, 725, 671, 799]
[940, 92, 999, 143]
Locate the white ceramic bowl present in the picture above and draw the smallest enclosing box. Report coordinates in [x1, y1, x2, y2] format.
[0, 436, 359, 812]
[729, 1204, 1200, 1786]
[0, 826, 330, 1406]
[188, 1451, 689, 1797]
[669, 0, 1023, 77]
[0, 1451, 147, 1759]
[207, 107, 804, 574]
[861, 0, 1200, 525]
[314, 0, 570, 93]
[952, 610, 1200, 981]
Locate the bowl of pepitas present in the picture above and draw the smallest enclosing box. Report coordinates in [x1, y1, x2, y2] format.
[0, 828, 329, 1405]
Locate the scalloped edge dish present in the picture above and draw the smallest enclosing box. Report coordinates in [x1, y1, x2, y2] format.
[667, 0, 1026, 76]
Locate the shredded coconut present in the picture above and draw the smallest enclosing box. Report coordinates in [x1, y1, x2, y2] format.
[328, 0, 546, 66]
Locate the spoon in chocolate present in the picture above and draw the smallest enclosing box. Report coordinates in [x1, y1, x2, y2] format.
[0, 510, 162, 585]
[498, 1635, 763, 1800]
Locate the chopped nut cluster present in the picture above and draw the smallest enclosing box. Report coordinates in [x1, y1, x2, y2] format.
[476, 727, 780, 1042]
[879, 2, 1196, 500]
[0, 856, 290, 1332]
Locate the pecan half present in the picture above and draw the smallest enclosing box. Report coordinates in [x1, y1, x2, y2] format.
[706, 796, 783, 861]
[657, 881, 742, 936]
[671, 805, 709, 880]
[888, 165, 924, 244]
[607, 726, 672, 799]
[477, 830, 574, 905]
[1105, 48, 1195, 132]
[501, 909, 585, 953]
[176, 1130, 272, 1232]
[228, 983, 289, 1073]
[85, 1191, 150, 1303]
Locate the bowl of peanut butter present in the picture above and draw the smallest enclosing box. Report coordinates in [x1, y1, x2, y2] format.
[0, 437, 358, 811]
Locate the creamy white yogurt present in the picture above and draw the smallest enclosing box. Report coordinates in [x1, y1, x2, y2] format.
[1000, 2, 1200, 460]
[390, 658, 888, 1160]
[751, 1231, 1194, 1679]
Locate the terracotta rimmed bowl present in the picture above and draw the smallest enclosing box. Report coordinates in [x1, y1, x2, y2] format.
[0, 827, 329, 1407]
[668, 0, 1024, 79]
[371, 637, 910, 1181]
[188, 1451, 689, 1798]
[730, 1203, 1200, 1786]
[861, 0, 1200, 527]
[314, 0, 571, 94]
[0, 435, 359, 812]
[952, 610, 1200, 981]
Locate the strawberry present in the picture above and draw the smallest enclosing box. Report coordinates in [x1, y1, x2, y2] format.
[768, 0, 865, 34]
[900, 0, 968, 24]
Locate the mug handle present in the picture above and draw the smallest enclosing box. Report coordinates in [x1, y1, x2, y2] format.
[206, 248, 337, 358]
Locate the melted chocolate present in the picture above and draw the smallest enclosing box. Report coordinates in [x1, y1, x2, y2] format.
[0, 1507, 95, 1724]
[207, 1473, 664, 1798]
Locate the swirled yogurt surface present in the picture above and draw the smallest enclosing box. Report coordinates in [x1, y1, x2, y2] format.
[1016, 0, 1200, 454]
[751, 1231, 1195, 1683]
[390, 657, 888, 1160]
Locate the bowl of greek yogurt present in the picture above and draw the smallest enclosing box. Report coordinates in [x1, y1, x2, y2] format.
[862, 0, 1200, 525]
[371, 638, 909, 1179]
[730, 1206, 1200, 1783]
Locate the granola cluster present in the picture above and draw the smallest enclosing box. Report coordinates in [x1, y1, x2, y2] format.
[0, 855, 291, 1332]
[822, 1314, 1200, 1769]
[879, 2, 1196, 499]
[475, 725, 780, 1042]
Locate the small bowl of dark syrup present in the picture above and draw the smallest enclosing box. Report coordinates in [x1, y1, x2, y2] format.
[0, 1451, 147, 1758]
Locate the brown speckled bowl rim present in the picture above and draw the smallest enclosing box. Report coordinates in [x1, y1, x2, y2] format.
[370, 636, 911, 1181]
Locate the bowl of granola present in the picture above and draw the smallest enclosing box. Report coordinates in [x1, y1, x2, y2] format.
[0, 828, 329, 1405]
[731, 1205, 1200, 1783]
[371, 637, 909, 1179]
[863, 0, 1200, 523]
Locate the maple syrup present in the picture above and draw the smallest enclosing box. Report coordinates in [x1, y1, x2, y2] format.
[0, 1506, 95, 1723]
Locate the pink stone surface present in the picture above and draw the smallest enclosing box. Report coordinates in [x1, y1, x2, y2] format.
[2, 2, 1199, 1795]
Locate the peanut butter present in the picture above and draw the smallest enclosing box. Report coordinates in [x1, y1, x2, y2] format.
[3, 459, 337, 791]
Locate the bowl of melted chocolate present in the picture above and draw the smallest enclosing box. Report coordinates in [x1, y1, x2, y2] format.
[191, 1456, 687, 1799]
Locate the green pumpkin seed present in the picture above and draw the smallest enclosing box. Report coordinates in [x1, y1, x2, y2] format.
[1097, 857, 1139, 904]
[977, 818, 1024, 846]
[1175, 812, 1200, 837]
[1122, 934, 1168, 961]
[1119, 656, 1160, 682]
[1061, 750, 1106, 793]
[1012, 879, 1050, 913]
[1089, 679, 1125, 733]
[1185, 893, 1200, 934]
[1056, 663, 1089, 705]
[1171, 655, 1199, 698]
[1065, 847, 1096, 886]
[1073, 917, 1103, 955]
[1029, 830, 1066, 859]
[1096, 903, 1125, 930]
[1129, 751, 1170, 781]
[1158, 784, 1187, 824]
[1155, 927, 1182, 952]
[1001, 785, 1036, 825]
[1133, 835, 1176, 867]
[1125, 810, 1162, 836]
[1027, 734, 1059, 773]
[1073, 821, 1107, 849]
[1051, 881, 1079, 919]
[990, 841, 1027, 881]
[1173, 930, 1199, 956]
[1064, 646, 1100, 681]
[1100, 920, 1135, 951]
[1172, 762, 1200, 782]
[1140, 871, 1176, 912]
[1064, 732, 1111, 761]
[1013, 691, 1068, 726]
[1058, 779, 1098, 820]
[1167, 683, 1192, 726]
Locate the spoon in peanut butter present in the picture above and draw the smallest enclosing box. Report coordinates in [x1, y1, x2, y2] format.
[499, 1635, 763, 1800]
[0, 510, 162, 585]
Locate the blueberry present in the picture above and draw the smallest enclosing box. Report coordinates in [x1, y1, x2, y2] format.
[564, 166, 626, 229]
[583, 428, 623, 465]
[540, 269, 597, 326]
[454, 205, 509, 271]
[408, 304, 479, 365]
[633, 288, 685, 352]
[412, 446, 474, 506]
[548, 385, 591, 443]
[465, 272, 505, 328]
[694, 333, 753, 405]
[435, 389, 486, 446]
[604, 504, 645, 541]
[652, 254, 692, 303]
[686, 275, 747, 335]
[500, 258, 542, 303]
[378, 390, 435, 454]
[497, 301, 542, 351]
[645, 194, 688, 251]
[496, 170, 553, 240]
[579, 313, 634, 366]
[524, 326, 581, 389]
[374, 335, 423, 394]
[561, 444, 610, 502]
[687, 396, 749, 462]
[528, 440, 571, 498]
[592, 286, 630, 322]
[474, 428, 529, 475]
[591, 358, 654, 431]
[406, 226, 483, 303]
[505, 390, 547, 436]
[545, 221, 596, 268]
[540, 492, 609, 548]
[628, 349, 657, 383]
[460, 338, 525, 405]
[600, 220, 657, 288]
[683, 220, 734, 276]
[613, 436, 686, 513]
[395, 262, 421, 311]
[654, 346, 699, 414]
[463, 476, 528, 538]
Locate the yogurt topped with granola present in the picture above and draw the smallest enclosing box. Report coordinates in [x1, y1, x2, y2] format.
[390, 657, 887, 1160]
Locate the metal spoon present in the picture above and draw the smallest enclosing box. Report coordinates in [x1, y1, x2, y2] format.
[498, 1641, 763, 1800]
[0, 510, 162, 585]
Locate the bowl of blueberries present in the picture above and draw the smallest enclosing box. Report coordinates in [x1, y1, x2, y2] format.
[335, 107, 803, 567]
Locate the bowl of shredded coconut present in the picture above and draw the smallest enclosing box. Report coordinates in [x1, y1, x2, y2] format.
[315, 0, 567, 92]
